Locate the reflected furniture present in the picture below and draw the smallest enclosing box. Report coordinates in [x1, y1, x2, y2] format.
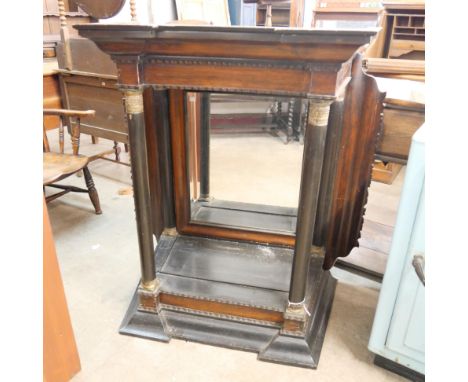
[55, 0, 129, 165]
[43, 108, 102, 214]
[77, 24, 384, 368]
[369, 124, 425, 380]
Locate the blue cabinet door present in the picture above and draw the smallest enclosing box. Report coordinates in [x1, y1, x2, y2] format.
[369, 125, 425, 375]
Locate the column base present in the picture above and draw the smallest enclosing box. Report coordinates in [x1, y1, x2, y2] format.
[259, 265, 337, 368]
[119, 235, 337, 369]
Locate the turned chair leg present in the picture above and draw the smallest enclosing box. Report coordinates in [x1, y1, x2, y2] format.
[113, 141, 121, 161]
[83, 166, 102, 214]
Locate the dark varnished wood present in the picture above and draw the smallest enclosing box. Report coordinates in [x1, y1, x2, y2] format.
[159, 294, 285, 324]
[75, 24, 378, 96]
[78, 24, 382, 368]
[75, 23, 384, 265]
[143, 88, 164, 238]
[168, 88, 295, 246]
[323, 53, 385, 270]
[160, 235, 292, 291]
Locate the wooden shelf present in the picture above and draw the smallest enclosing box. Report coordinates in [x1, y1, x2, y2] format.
[383, 4, 425, 58]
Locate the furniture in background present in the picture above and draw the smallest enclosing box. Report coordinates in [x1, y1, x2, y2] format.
[43, 0, 93, 59]
[369, 124, 425, 381]
[372, 76, 425, 184]
[54, 0, 129, 165]
[380, 0, 425, 60]
[43, 108, 102, 215]
[253, 0, 291, 26]
[44, 196, 81, 382]
[174, 0, 231, 24]
[43, 60, 62, 131]
[363, 57, 425, 81]
[312, 0, 383, 28]
[78, 23, 383, 368]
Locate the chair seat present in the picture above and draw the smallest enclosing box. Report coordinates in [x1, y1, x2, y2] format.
[43, 152, 89, 185]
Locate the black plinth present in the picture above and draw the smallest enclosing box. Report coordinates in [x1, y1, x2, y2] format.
[120, 234, 336, 368]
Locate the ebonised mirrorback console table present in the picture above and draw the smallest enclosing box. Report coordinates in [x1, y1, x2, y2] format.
[76, 24, 384, 368]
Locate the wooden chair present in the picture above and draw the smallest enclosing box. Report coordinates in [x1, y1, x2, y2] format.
[43, 108, 102, 214]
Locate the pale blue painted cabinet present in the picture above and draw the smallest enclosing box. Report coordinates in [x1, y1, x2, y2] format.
[368, 124, 425, 378]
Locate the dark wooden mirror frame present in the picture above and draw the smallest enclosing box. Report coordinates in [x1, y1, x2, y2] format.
[171, 89, 298, 247]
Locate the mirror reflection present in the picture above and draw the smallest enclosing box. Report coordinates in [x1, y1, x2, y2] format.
[185, 92, 307, 234]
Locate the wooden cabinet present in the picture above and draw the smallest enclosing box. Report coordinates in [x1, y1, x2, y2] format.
[77, 23, 384, 369]
[381, 1, 425, 59]
[369, 124, 425, 380]
[56, 37, 129, 147]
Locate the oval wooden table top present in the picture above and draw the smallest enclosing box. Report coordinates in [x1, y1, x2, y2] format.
[43, 152, 89, 186]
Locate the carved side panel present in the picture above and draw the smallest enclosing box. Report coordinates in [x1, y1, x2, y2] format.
[323, 53, 386, 270]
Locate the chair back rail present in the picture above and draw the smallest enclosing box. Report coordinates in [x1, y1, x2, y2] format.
[43, 109, 95, 155]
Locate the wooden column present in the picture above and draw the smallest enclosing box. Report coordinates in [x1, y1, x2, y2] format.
[288, 99, 333, 305]
[122, 87, 157, 291]
[199, 92, 211, 200]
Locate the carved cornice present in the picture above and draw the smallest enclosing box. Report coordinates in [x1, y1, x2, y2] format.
[143, 56, 342, 72]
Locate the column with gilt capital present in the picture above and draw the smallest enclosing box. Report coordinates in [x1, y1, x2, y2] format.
[284, 98, 334, 332]
[121, 87, 158, 294]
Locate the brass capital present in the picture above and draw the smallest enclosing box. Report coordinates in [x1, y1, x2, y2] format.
[140, 278, 160, 292]
[124, 90, 144, 115]
[308, 99, 333, 127]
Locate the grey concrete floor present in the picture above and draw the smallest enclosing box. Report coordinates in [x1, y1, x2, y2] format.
[46, 134, 407, 382]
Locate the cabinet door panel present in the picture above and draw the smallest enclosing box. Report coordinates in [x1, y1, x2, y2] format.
[386, 188, 425, 370]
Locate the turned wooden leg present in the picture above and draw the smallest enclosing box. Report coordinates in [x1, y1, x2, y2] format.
[83, 166, 102, 215]
[113, 141, 121, 161]
[91, 136, 99, 144]
[124, 143, 129, 153]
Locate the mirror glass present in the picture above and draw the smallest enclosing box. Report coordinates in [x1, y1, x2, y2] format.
[185, 92, 307, 234]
